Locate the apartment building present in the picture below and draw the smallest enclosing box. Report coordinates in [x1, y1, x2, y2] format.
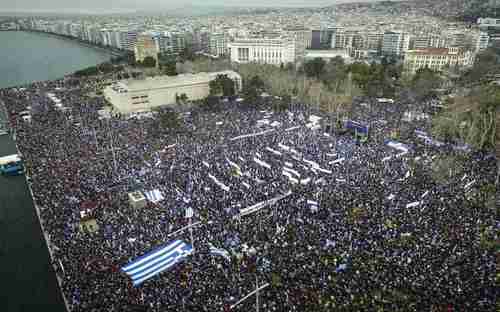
[134, 33, 159, 63]
[209, 33, 229, 57]
[476, 32, 490, 52]
[404, 47, 475, 73]
[283, 27, 312, 60]
[382, 31, 410, 57]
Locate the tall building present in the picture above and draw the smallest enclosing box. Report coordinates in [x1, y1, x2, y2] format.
[382, 31, 410, 57]
[311, 30, 322, 49]
[283, 27, 312, 60]
[449, 32, 467, 48]
[120, 30, 138, 52]
[364, 32, 384, 52]
[154, 32, 186, 56]
[404, 47, 475, 74]
[134, 33, 159, 63]
[209, 33, 229, 57]
[229, 37, 296, 65]
[478, 17, 500, 30]
[476, 32, 490, 52]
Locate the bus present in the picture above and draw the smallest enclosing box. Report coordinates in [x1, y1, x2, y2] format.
[0, 154, 24, 176]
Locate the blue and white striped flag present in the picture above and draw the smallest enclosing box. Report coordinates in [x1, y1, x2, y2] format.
[208, 242, 231, 262]
[122, 240, 193, 286]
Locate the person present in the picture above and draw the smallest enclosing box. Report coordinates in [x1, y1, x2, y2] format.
[0, 71, 496, 311]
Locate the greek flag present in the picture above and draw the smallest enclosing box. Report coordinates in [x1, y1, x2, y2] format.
[122, 240, 193, 286]
[208, 243, 231, 262]
[144, 189, 165, 203]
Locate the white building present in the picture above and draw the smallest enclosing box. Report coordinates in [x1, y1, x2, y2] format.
[476, 32, 490, 52]
[382, 31, 410, 57]
[478, 17, 500, 29]
[304, 49, 351, 63]
[120, 30, 139, 52]
[229, 37, 296, 65]
[209, 33, 229, 57]
[134, 33, 159, 63]
[283, 27, 312, 60]
[404, 48, 475, 74]
[103, 71, 242, 114]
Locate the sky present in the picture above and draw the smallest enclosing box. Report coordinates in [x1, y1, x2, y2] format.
[0, 0, 392, 13]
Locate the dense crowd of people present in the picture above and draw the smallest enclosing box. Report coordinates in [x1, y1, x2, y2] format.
[0, 73, 497, 312]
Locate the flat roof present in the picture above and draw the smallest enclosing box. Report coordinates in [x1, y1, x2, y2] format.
[117, 71, 241, 93]
[406, 48, 453, 55]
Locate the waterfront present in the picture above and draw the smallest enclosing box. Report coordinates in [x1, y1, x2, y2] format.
[0, 31, 112, 89]
[0, 31, 113, 312]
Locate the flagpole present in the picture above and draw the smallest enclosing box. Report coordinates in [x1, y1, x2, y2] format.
[167, 221, 201, 237]
[189, 216, 195, 254]
[230, 282, 269, 310]
[255, 275, 259, 312]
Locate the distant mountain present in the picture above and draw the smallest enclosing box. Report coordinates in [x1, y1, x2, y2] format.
[332, 0, 500, 22]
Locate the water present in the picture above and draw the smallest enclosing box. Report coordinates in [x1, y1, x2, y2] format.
[0, 31, 112, 312]
[0, 31, 112, 88]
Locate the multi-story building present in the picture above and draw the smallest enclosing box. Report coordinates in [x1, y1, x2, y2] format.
[381, 31, 410, 57]
[283, 27, 312, 60]
[120, 30, 139, 52]
[229, 37, 296, 65]
[478, 17, 500, 30]
[134, 33, 159, 63]
[209, 33, 229, 57]
[449, 32, 467, 48]
[476, 32, 490, 52]
[404, 47, 475, 74]
[364, 32, 384, 52]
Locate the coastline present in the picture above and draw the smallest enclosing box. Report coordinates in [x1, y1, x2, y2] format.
[0, 99, 70, 312]
[20, 29, 125, 57]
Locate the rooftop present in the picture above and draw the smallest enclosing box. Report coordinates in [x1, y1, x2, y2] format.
[407, 48, 455, 55]
[116, 71, 240, 92]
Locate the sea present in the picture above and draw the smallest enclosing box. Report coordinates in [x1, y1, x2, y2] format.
[0, 30, 112, 312]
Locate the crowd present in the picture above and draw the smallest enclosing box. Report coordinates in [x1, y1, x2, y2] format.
[0, 73, 497, 312]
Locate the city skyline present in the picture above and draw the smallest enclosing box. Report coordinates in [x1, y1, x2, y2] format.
[0, 0, 403, 14]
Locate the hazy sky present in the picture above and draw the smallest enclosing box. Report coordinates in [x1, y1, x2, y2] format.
[0, 0, 389, 13]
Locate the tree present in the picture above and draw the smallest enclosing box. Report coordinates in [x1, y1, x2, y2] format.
[303, 58, 326, 79]
[410, 68, 443, 101]
[175, 93, 189, 105]
[461, 49, 500, 84]
[242, 75, 265, 106]
[209, 74, 236, 96]
[142, 56, 157, 68]
[201, 95, 222, 112]
[154, 108, 181, 130]
[162, 61, 177, 76]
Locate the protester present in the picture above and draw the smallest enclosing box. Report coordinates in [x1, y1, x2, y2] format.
[0, 74, 497, 312]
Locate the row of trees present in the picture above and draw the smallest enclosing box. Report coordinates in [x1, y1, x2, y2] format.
[209, 74, 236, 97]
[431, 48, 500, 151]
[74, 62, 124, 77]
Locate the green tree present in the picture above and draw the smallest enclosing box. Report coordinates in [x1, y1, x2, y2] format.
[162, 61, 177, 76]
[242, 75, 265, 106]
[209, 74, 236, 96]
[410, 67, 443, 101]
[303, 57, 326, 79]
[142, 56, 157, 68]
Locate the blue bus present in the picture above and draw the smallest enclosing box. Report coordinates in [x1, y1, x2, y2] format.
[0, 154, 24, 176]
